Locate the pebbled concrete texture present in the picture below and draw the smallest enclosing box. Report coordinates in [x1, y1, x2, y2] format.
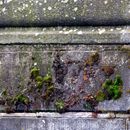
[0, 0, 130, 26]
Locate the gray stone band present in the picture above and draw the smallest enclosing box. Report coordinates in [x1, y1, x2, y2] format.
[0, 26, 130, 44]
[0, 112, 129, 130]
[0, 0, 130, 26]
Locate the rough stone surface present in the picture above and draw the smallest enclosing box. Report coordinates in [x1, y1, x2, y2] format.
[0, 0, 130, 26]
[0, 44, 129, 112]
[0, 116, 126, 130]
[0, 27, 130, 44]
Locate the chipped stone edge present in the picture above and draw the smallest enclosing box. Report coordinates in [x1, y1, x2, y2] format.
[0, 26, 129, 44]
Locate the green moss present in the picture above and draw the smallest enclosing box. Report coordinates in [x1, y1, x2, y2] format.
[43, 73, 52, 83]
[35, 76, 43, 89]
[96, 75, 123, 102]
[13, 94, 29, 105]
[31, 67, 40, 79]
[113, 75, 123, 86]
[35, 76, 43, 82]
[107, 85, 122, 100]
[83, 102, 93, 111]
[96, 90, 106, 102]
[55, 100, 65, 112]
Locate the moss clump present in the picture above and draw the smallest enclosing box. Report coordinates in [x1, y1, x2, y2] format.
[96, 75, 123, 102]
[13, 94, 29, 105]
[55, 100, 65, 113]
[85, 52, 99, 66]
[96, 90, 106, 102]
[35, 76, 43, 89]
[31, 67, 40, 79]
[43, 73, 52, 84]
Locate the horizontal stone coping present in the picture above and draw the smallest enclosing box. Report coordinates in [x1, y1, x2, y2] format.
[0, 112, 129, 119]
[0, 0, 130, 26]
[0, 27, 130, 44]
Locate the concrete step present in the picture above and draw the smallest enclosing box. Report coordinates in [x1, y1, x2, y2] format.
[0, 0, 130, 26]
[0, 112, 129, 130]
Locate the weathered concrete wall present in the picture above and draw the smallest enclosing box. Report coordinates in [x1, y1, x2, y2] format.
[0, 112, 128, 130]
[0, 28, 129, 112]
[0, 0, 130, 26]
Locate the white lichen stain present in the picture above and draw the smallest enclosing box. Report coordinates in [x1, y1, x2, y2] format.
[44, 0, 47, 3]
[104, 0, 108, 5]
[90, 3, 93, 6]
[0, 1, 3, 5]
[48, 6, 52, 10]
[98, 29, 106, 34]
[39, 3, 42, 6]
[43, 8, 46, 11]
[77, 31, 83, 35]
[73, 7, 78, 12]
[74, 0, 78, 2]
[6, 0, 12, 3]
[34, 62, 37, 66]
[61, 0, 69, 3]
[65, 14, 69, 17]
[2, 7, 7, 14]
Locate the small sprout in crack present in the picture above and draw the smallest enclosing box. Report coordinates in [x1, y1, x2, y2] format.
[55, 100, 65, 113]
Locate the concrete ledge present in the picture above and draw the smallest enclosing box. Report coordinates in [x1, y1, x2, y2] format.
[0, 115, 126, 130]
[0, 0, 130, 26]
[0, 26, 130, 44]
[0, 112, 130, 119]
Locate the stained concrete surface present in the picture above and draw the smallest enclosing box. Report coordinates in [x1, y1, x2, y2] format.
[0, 0, 130, 26]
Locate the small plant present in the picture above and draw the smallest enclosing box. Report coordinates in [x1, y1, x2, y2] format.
[96, 75, 123, 102]
[55, 100, 65, 113]
[83, 102, 93, 111]
[13, 94, 29, 105]
[96, 90, 106, 102]
[31, 67, 40, 79]
[35, 76, 43, 89]
[43, 73, 52, 84]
